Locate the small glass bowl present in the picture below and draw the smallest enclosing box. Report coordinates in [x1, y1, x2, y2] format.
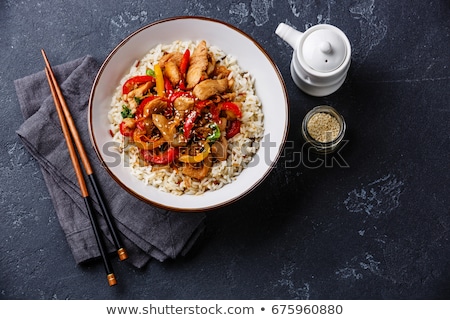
[301, 105, 346, 154]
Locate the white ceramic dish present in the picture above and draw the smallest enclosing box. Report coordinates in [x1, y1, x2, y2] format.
[88, 16, 289, 212]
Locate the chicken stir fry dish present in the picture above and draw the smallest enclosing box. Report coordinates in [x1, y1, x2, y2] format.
[117, 40, 243, 181]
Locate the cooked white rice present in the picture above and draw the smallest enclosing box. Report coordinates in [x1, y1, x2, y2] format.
[108, 40, 264, 195]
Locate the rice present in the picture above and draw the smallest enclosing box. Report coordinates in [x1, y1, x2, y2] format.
[108, 40, 264, 195]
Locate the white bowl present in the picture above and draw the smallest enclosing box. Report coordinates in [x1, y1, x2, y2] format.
[88, 16, 289, 212]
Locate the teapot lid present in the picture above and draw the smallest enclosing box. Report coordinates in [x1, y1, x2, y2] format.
[301, 25, 348, 72]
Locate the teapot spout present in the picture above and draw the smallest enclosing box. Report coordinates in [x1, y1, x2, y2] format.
[275, 23, 303, 49]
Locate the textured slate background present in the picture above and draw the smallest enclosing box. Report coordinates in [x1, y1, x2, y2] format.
[1, 0, 449, 299]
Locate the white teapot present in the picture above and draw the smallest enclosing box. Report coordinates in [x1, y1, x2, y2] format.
[275, 23, 351, 97]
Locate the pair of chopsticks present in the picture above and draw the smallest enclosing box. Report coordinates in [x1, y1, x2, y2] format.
[41, 49, 128, 286]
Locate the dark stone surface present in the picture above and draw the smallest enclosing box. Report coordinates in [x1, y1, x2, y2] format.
[1, 0, 449, 299]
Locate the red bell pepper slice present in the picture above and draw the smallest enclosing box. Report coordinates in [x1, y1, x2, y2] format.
[210, 103, 221, 123]
[140, 146, 179, 165]
[119, 119, 135, 137]
[178, 49, 190, 90]
[183, 110, 198, 139]
[134, 117, 153, 134]
[180, 49, 190, 75]
[169, 91, 194, 104]
[226, 120, 241, 139]
[221, 102, 242, 118]
[122, 75, 155, 95]
[195, 99, 213, 111]
[164, 76, 173, 95]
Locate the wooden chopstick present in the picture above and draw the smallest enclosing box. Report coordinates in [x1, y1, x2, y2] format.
[43, 66, 117, 287]
[41, 49, 128, 262]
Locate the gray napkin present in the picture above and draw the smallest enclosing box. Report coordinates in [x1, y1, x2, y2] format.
[15, 56, 205, 268]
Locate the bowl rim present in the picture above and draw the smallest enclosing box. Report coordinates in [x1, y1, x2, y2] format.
[88, 16, 290, 212]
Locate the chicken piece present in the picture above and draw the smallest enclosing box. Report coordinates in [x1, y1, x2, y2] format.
[213, 65, 231, 79]
[173, 95, 195, 119]
[159, 52, 183, 66]
[171, 132, 188, 147]
[186, 40, 209, 89]
[212, 92, 237, 104]
[193, 78, 229, 100]
[220, 92, 236, 101]
[206, 52, 216, 76]
[126, 81, 153, 99]
[124, 81, 154, 112]
[181, 154, 212, 180]
[211, 136, 228, 161]
[158, 52, 183, 87]
[164, 60, 181, 87]
[213, 65, 234, 92]
[127, 98, 139, 114]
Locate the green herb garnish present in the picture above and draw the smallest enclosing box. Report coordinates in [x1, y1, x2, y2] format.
[121, 105, 134, 118]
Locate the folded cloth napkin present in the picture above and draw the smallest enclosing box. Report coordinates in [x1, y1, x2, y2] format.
[15, 56, 205, 268]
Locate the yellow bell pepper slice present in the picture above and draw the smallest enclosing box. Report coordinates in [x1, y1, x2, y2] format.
[178, 142, 211, 163]
[154, 63, 165, 97]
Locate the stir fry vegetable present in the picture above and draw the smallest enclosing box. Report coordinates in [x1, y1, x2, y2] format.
[154, 64, 165, 97]
[207, 123, 220, 142]
[122, 75, 155, 95]
[117, 40, 243, 181]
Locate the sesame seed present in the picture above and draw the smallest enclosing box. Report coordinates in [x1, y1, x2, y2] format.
[307, 112, 340, 143]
